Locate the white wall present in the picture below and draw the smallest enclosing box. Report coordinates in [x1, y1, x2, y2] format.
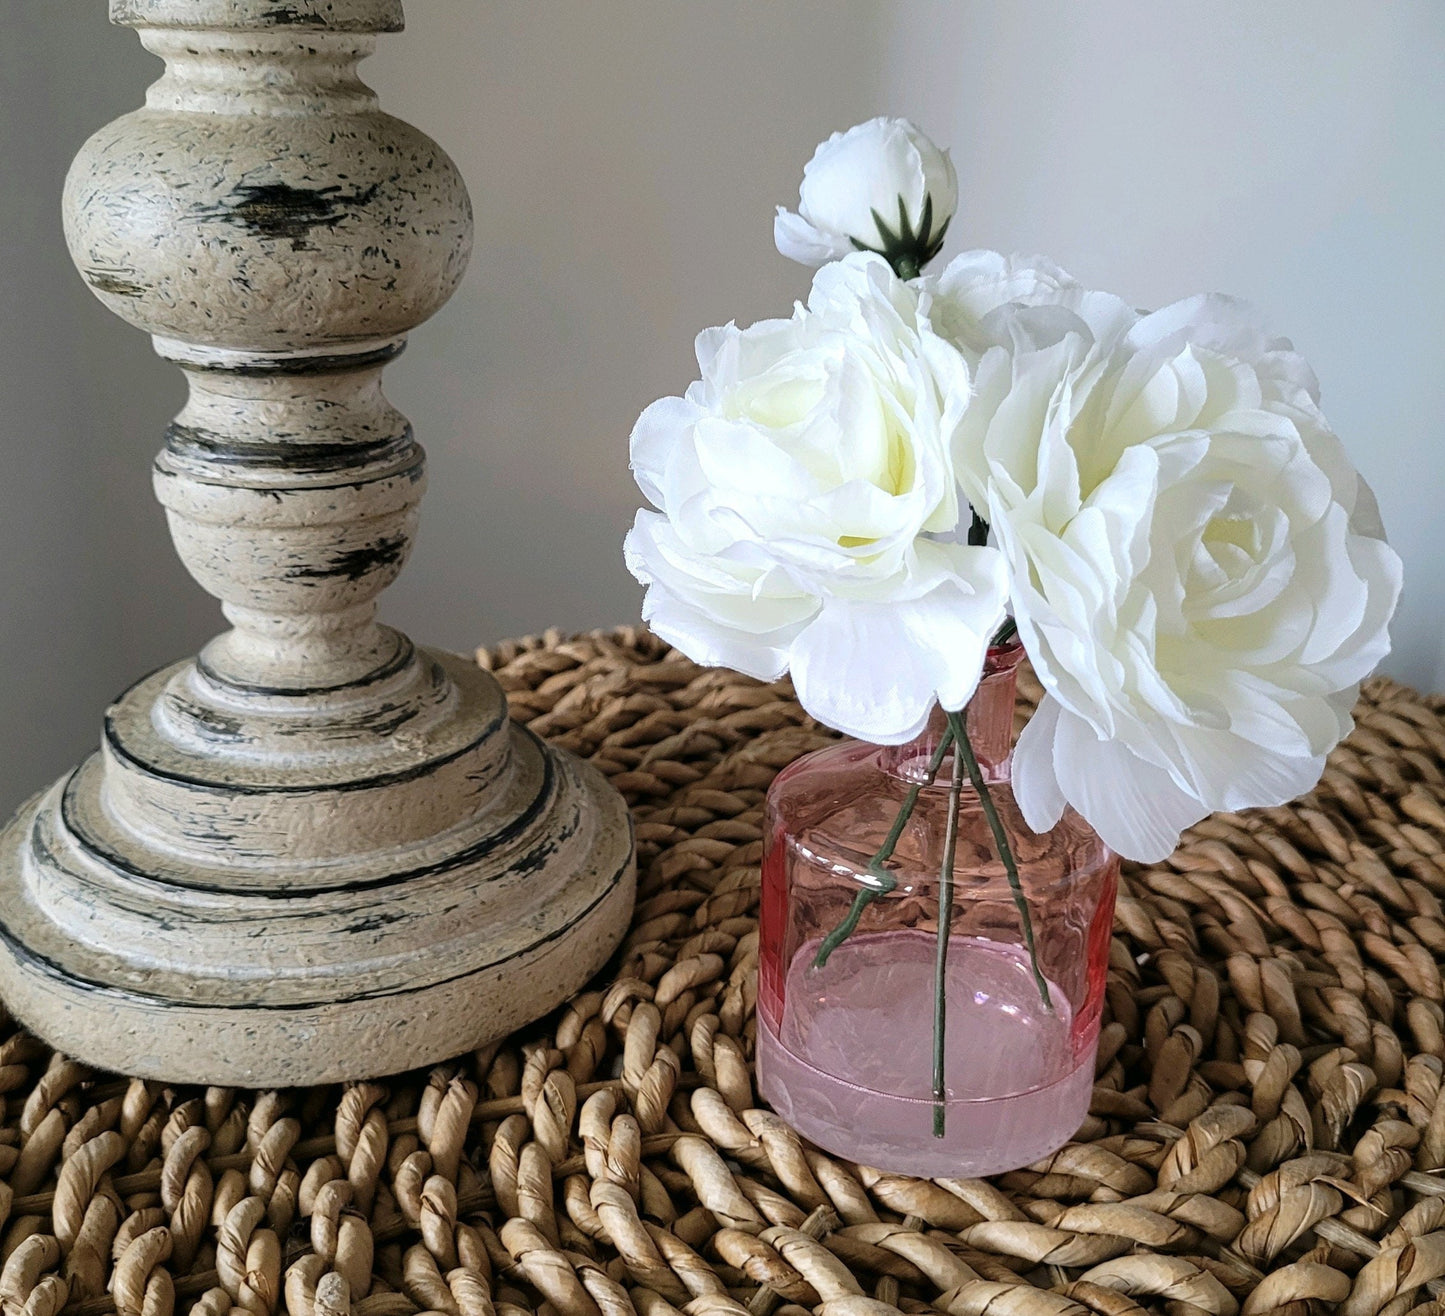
[361, 2, 889, 651]
[0, 1, 1439, 816]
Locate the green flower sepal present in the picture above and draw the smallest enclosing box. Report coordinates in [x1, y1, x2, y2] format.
[853, 193, 951, 280]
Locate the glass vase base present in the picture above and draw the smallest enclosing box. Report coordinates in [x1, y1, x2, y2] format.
[756, 930, 1094, 1177]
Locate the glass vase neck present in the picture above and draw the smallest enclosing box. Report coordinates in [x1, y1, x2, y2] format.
[880, 643, 1022, 785]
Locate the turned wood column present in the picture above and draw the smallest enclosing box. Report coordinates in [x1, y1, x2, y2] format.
[0, 0, 635, 1085]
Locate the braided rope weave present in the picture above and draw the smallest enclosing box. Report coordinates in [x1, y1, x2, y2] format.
[1, 625, 1443, 1316]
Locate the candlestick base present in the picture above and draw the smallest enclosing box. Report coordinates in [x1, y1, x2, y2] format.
[0, 648, 634, 1086]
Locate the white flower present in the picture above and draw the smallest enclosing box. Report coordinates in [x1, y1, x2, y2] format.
[624, 253, 1007, 743]
[945, 278, 1402, 862]
[775, 117, 957, 272]
[929, 249, 1083, 357]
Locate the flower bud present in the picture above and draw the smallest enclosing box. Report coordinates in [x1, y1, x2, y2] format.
[775, 117, 957, 276]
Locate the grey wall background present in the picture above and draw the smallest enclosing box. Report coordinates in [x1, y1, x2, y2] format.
[1, 1, 1441, 817]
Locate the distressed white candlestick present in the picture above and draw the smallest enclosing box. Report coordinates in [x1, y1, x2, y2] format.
[0, 0, 635, 1085]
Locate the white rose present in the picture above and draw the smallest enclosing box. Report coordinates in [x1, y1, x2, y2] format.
[775, 117, 957, 274]
[928, 249, 1083, 357]
[624, 253, 1007, 742]
[946, 280, 1402, 862]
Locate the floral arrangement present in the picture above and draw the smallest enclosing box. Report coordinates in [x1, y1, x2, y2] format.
[626, 114, 1400, 861]
[623, 117, 1402, 1130]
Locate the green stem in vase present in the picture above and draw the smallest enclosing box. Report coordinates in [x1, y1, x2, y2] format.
[812, 726, 954, 970]
[946, 709, 1052, 1011]
[932, 715, 966, 1138]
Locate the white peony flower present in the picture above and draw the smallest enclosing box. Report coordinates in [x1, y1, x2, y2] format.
[624, 253, 1007, 743]
[775, 117, 957, 273]
[945, 277, 1402, 862]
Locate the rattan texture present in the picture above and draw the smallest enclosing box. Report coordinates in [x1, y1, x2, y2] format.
[2, 627, 1444, 1316]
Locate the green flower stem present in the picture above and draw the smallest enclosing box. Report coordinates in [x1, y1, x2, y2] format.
[812, 727, 954, 969]
[947, 709, 1052, 1010]
[932, 718, 966, 1138]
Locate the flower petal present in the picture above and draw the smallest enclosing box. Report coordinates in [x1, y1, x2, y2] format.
[787, 548, 1005, 743]
[1013, 694, 1068, 835]
[642, 585, 800, 683]
[774, 207, 852, 267]
[788, 599, 941, 743]
[1052, 706, 1209, 862]
[629, 394, 701, 509]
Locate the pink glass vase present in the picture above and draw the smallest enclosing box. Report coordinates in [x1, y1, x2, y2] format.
[757, 646, 1119, 1177]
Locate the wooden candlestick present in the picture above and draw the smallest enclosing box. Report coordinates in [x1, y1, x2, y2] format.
[0, 0, 635, 1085]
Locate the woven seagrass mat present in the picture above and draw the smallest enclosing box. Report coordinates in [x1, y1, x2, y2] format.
[2, 628, 1445, 1316]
